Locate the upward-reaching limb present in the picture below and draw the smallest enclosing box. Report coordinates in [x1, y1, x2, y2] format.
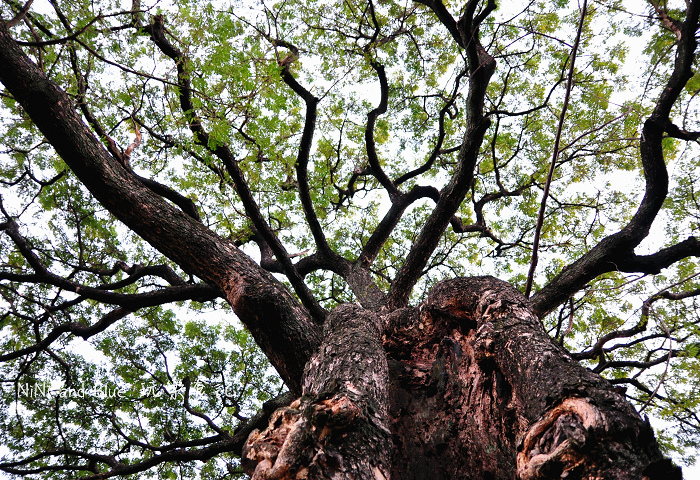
[0, 20, 321, 394]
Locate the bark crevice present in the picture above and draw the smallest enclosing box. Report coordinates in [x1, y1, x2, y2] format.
[384, 276, 678, 479]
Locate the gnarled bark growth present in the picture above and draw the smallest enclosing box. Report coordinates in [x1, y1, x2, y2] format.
[0, 0, 697, 477]
[244, 277, 678, 479]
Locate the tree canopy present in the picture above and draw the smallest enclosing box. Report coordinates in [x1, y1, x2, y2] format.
[0, 0, 699, 477]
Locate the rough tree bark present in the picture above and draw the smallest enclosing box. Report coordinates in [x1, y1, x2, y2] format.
[240, 277, 678, 479]
[0, 1, 694, 478]
[242, 305, 392, 479]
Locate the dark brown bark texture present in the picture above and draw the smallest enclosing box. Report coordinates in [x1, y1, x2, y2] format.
[241, 277, 678, 480]
[242, 305, 391, 480]
[386, 277, 679, 480]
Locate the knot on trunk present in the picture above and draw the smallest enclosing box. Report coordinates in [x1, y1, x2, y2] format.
[242, 395, 389, 480]
[424, 276, 531, 326]
[517, 397, 605, 479]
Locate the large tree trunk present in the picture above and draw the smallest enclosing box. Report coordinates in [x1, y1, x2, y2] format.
[243, 277, 681, 479]
[242, 305, 392, 479]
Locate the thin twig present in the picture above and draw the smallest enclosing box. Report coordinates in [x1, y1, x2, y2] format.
[525, 0, 588, 297]
[559, 297, 575, 344]
[638, 305, 672, 413]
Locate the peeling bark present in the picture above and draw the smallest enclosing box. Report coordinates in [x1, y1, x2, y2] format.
[243, 305, 391, 479]
[381, 277, 679, 479]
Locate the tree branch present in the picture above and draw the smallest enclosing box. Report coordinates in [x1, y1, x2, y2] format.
[394, 68, 469, 186]
[68, 48, 201, 222]
[277, 42, 337, 258]
[0, 391, 296, 478]
[531, 0, 700, 317]
[143, 15, 326, 323]
[664, 120, 700, 141]
[525, 0, 588, 297]
[387, 3, 496, 308]
[4, 0, 34, 28]
[0, 307, 132, 362]
[365, 60, 399, 199]
[415, 0, 463, 47]
[0, 215, 221, 308]
[615, 236, 700, 274]
[0, 19, 322, 393]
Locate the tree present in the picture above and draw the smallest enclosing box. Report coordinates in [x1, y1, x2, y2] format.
[0, 0, 699, 477]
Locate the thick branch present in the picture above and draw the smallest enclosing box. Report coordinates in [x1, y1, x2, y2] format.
[615, 236, 700, 274]
[387, 4, 496, 308]
[665, 120, 700, 140]
[278, 66, 335, 256]
[365, 60, 399, 198]
[415, 0, 463, 47]
[4, 0, 34, 28]
[0, 20, 321, 393]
